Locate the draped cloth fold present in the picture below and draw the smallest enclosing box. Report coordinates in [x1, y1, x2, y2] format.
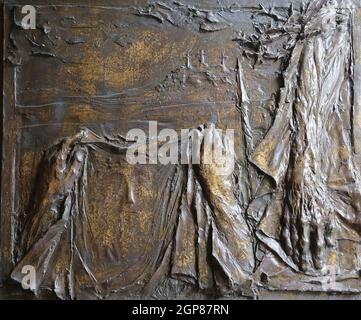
[249, 1, 361, 273]
[11, 127, 254, 299]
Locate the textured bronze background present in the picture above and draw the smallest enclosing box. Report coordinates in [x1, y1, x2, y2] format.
[2, 0, 361, 299]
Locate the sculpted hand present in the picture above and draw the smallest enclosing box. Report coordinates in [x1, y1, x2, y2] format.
[280, 179, 335, 273]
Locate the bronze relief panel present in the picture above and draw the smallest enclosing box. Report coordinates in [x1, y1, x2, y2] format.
[2, 0, 361, 299]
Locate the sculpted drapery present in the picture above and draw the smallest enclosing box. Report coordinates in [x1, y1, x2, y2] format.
[250, 0, 361, 282]
[8, 0, 361, 298]
[11, 127, 254, 299]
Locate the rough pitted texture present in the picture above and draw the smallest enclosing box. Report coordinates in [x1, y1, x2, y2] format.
[3, 0, 361, 299]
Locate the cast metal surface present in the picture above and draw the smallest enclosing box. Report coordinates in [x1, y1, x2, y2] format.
[2, 0, 361, 299]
